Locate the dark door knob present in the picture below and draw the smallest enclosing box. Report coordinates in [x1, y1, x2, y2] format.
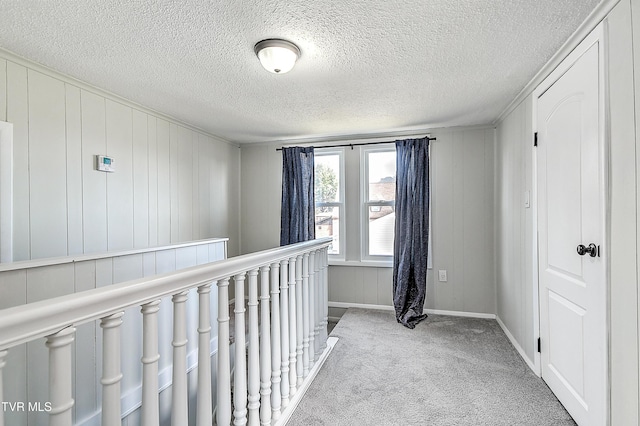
[577, 243, 598, 257]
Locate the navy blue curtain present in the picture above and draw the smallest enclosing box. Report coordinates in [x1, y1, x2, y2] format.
[280, 147, 315, 246]
[393, 138, 430, 329]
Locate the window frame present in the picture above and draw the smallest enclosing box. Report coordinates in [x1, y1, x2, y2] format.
[361, 145, 396, 262]
[314, 148, 346, 259]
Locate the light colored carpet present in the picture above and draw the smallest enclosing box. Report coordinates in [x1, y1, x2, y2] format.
[287, 308, 575, 426]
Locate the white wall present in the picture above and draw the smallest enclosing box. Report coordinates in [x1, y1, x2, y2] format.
[240, 126, 495, 315]
[0, 50, 241, 261]
[494, 96, 535, 362]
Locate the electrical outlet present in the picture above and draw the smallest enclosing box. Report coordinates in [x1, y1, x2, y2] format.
[438, 270, 447, 282]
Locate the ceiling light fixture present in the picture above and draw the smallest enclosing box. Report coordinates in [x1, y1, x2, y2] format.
[254, 39, 300, 74]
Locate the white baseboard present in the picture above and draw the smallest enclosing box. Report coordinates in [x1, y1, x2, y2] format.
[495, 315, 538, 375]
[328, 301, 496, 319]
[329, 301, 394, 311]
[425, 308, 496, 320]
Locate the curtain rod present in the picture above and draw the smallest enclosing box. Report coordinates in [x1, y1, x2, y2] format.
[275, 136, 436, 151]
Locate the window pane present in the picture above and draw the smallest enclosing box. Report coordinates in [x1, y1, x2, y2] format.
[368, 151, 396, 201]
[315, 206, 340, 255]
[368, 205, 395, 256]
[315, 154, 340, 203]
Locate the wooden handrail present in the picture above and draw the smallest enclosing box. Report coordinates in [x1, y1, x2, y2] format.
[0, 238, 331, 351]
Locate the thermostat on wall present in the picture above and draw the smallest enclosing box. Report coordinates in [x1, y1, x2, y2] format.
[96, 155, 115, 172]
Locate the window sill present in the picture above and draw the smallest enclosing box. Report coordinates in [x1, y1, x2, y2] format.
[328, 259, 393, 268]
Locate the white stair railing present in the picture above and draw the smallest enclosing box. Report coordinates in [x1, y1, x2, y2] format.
[0, 237, 332, 426]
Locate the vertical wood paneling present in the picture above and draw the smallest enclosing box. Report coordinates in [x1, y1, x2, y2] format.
[451, 132, 465, 312]
[176, 246, 197, 269]
[177, 126, 193, 241]
[0, 270, 27, 309]
[0, 271, 27, 424]
[376, 267, 393, 305]
[26, 263, 75, 424]
[27, 264, 75, 302]
[227, 143, 241, 256]
[209, 145, 229, 240]
[361, 268, 378, 305]
[0, 59, 6, 121]
[157, 119, 171, 245]
[169, 123, 179, 243]
[209, 240, 225, 261]
[609, 1, 640, 423]
[4, 343, 27, 426]
[461, 130, 488, 313]
[431, 132, 455, 310]
[155, 249, 176, 371]
[7, 62, 30, 261]
[143, 251, 156, 276]
[196, 244, 209, 264]
[199, 135, 211, 238]
[484, 129, 496, 313]
[522, 99, 534, 357]
[28, 70, 67, 259]
[148, 116, 158, 246]
[65, 84, 83, 255]
[133, 109, 149, 248]
[73, 262, 98, 422]
[192, 132, 200, 239]
[106, 100, 134, 251]
[26, 338, 48, 425]
[81, 90, 108, 254]
[112, 254, 144, 393]
[95, 258, 113, 288]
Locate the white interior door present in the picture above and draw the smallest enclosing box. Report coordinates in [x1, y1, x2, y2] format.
[536, 31, 607, 426]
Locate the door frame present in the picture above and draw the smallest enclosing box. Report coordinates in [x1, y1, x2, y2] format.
[531, 22, 610, 421]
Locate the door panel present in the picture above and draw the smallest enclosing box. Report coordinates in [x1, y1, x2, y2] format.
[537, 33, 606, 426]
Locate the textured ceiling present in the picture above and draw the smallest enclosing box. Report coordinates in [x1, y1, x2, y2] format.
[0, 0, 600, 144]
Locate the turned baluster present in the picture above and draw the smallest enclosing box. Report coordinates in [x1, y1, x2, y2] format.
[217, 278, 232, 426]
[100, 312, 124, 426]
[259, 265, 272, 426]
[270, 262, 282, 420]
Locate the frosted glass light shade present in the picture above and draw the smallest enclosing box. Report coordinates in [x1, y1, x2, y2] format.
[254, 39, 300, 74]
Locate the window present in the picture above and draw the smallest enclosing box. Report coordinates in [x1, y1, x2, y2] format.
[363, 148, 396, 259]
[314, 150, 344, 255]
[313, 139, 431, 267]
